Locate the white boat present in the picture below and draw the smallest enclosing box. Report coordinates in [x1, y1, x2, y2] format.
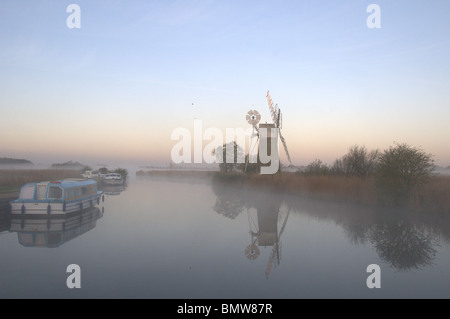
[81, 170, 99, 179]
[102, 173, 123, 185]
[10, 179, 104, 215]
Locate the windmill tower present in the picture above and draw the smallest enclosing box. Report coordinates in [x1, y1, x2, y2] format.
[246, 91, 292, 174]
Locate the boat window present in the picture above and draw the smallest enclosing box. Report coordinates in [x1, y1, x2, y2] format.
[65, 188, 74, 200]
[36, 185, 47, 200]
[19, 185, 35, 200]
[92, 184, 97, 193]
[48, 186, 63, 199]
[72, 187, 81, 197]
[81, 186, 89, 196]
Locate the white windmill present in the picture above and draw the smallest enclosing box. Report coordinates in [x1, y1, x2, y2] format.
[245, 91, 292, 173]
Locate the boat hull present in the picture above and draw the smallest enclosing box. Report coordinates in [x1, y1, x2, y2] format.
[102, 179, 123, 186]
[9, 207, 104, 248]
[10, 192, 104, 215]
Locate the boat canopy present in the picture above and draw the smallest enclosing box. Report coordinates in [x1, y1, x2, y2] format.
[48, 179, 97, 189]
[17, 179, 98, 201]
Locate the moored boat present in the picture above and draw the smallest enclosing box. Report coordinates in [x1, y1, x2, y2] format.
[10, 179, 104, 215]
[102, 173, 123, 185]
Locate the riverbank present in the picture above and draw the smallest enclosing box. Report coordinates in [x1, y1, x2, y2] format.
[137, 169, 450, 214]
[213, 172, 450, 214]
[0, 169, 81, 197]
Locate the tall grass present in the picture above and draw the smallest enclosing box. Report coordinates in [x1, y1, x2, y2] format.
[240, 173, 377, 204]
[409, 175, 450, 214]
[0, 169, 81, 193]
[137, 170, 216, 178]
[215, 172, 450, 214]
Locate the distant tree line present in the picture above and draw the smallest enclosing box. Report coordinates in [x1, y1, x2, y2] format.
[296, 143, 435, 204]
[0, 157, 33, 165]
[51, 161, 85, 168]
[297, 145, 379, 177]
[214, 140, 436, 205]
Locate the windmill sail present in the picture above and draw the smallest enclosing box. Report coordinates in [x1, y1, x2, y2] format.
[279, 130, 292, 165]
[265, 208, 291, 279]
[266, 91, 279, 125]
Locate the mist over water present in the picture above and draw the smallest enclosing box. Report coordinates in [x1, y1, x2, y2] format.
[1, 172, 450, 298]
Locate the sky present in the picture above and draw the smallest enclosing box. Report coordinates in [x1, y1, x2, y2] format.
[1, 0, 449, 166]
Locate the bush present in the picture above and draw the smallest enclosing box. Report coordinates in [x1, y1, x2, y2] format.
[331, 145, 379, 177]
[115, 168, 129, 178]
[215, 142, 245, 174]
[376, 143, 435, 204]
[297, 159, 330, 176]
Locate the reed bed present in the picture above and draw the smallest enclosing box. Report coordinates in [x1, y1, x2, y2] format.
[215, 172, 450, 214]
[237, 173, 377, 204]
[137, 170, 216, 178]
[0, 169, 81, 194]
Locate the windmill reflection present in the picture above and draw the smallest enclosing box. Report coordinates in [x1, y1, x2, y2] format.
[212, 181, 289, 278]
[245, 201, 290, 279]
[9, 207, 104, 248]
[213, 177, 447, 273]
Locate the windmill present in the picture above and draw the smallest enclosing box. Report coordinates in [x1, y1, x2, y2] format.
[245, 91, 292, 173]
[266, 91, 292, 165]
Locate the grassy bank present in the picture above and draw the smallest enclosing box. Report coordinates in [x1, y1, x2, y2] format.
[137, 170, 450, 213]
[213, 172, 450, 214]
[0, 169, 82, 196]
[136, 170, 216, 178]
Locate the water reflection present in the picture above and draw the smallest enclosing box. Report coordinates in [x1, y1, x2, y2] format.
[100, 183, 127, 196]
[342, 217, 439, 271]
[212, 183, 245, 219]
[212, 181, 290, 278]
[246, 204, 291, 279]
[212, 179, 449, 273]
[0, 211, 10, 234]
[9, 207, 104, 248]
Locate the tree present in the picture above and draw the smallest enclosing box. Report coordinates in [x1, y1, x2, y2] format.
[81, 165, 92, 173]
[115, 168, 128, 180]
[331, 145, 379, 177]
[298, 159, 330, 176]
[215, 141, 245, 174]
[99, 167, 108, 174]
[376, 143, 435, 203]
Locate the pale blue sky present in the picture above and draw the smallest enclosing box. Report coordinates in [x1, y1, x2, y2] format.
[1, 1, 449, 165]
